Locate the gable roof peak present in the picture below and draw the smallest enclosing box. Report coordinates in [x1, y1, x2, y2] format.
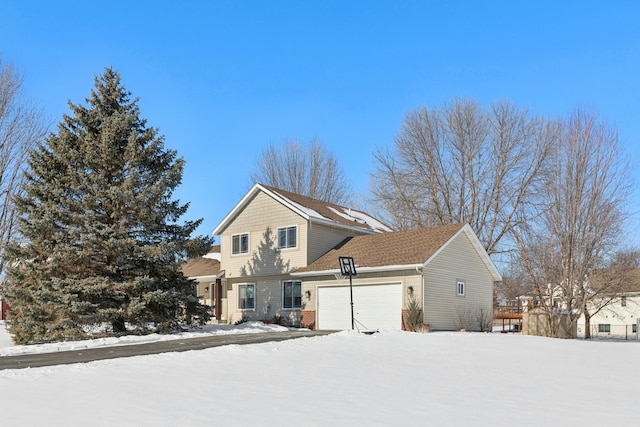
[292, 222, 501, 282]
[213, 183, 392, 235]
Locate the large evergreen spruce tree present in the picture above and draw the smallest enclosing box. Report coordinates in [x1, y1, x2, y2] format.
[3, 68, 211, 344]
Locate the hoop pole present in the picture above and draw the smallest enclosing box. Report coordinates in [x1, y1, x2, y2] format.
[349, 274, 354, 330]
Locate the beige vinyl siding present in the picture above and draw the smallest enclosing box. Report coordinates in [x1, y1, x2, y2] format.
[226, 276, 302, 325]
[220, 191, 309, 279]
[307, 222, 369, 264]
[193, 277, 217, 306]
[423, 232, 494, 331]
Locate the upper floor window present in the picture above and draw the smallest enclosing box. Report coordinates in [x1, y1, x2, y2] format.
[621, 296, 627, 307]
[278, 226, 297, 249]
[283, 280, 302, 309]
[232, 233, 249, 255]
[456, 281, 465, 296]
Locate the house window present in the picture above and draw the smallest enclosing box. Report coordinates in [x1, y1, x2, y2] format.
[238, 283, 255, 310]
[633, 323, 637, 333]
[278, 226, 297, 249]
[456, 281, 465, 296]
[621, 296, 627, 307]
[598, 324, 611, 333]
[232, 233, 249, 255]
[283, 280, 302, 309]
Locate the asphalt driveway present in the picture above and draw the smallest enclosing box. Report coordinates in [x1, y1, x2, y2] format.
[0, 329, 334, 370]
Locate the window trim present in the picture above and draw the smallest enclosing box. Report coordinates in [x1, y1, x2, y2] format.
[238, 283, 256, 311]
[456, 280, 465, 296]
[231, 232, 250, 255]
[598, 323, 611, 333]
[282, 280, 302, 310]
[277, 225, 298, 250]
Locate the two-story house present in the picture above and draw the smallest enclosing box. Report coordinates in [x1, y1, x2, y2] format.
[209, 183, 501, 331]
[580, 269, 640, 339]
[577, 287, 640, 339]
[212, 184, 390, 326]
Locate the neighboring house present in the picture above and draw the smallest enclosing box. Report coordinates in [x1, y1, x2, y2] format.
[577, 291, 640, 338]
[204, 183, 501, 331]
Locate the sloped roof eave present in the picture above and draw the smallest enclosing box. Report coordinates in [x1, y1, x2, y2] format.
[308, 216, 381, 235]
[421, 224, 501, 282]
[213, 184, 389, 236]
[291, 263, 425, 277]
[188, 274, 219, 281]
[213, 184, 304, 235]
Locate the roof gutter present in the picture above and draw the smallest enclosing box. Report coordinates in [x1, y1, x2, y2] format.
[190, 275, 219, 281]
[188, 270, 225, 282]
[307, 215, 383, 235]
[291, 263, 424, 277]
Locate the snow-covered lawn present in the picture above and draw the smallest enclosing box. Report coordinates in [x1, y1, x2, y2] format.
[1, 322, 639, 426]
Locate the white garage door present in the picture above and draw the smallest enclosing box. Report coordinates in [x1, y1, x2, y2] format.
[317, 283, 402, 331]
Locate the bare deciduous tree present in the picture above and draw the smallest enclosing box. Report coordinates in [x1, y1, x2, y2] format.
[0, 58, 47, 272]
[371, 98, 558, 255]
[251, 138, 351, 205]
[514, 107, 630, 338]
[495, 255, 534, 306]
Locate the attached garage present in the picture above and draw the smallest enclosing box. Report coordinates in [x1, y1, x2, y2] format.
[294, 224, 501, 332]
[317, 283, 402, 331]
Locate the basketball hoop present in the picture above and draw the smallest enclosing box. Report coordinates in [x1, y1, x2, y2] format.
[338, 256, 357, 330]
[339, 256, 357, 276]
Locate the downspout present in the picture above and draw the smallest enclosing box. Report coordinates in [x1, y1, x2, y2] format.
[415, 265, 424, 326]
[414, 265, 424, 299]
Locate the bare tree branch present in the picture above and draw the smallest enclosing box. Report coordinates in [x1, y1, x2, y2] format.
[370, 98, 557, 255]
[514, 107, 631, 338]
[0, 58, 48, 273]
[251, 138, 352, 205]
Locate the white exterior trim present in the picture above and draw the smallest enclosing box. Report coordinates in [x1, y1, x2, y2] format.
[213, 183, 381, 236]
[291, 264, 423, 277]
[291, 224, 501, 282]
[316, 282, 403, 330]
[189, 274, 219, 282]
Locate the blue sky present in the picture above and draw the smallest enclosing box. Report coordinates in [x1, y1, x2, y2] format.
[1, 1, 639, 242]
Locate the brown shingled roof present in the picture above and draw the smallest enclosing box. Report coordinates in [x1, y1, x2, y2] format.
[295, 223, 466, 273]
[213, 184, 392, 236]
[181, 257, 220, 278]
[261, 185, 392, 233]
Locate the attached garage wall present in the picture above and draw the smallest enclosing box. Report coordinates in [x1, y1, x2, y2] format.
[317, 282, 402, 331]
[423, 232, 495, 331]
